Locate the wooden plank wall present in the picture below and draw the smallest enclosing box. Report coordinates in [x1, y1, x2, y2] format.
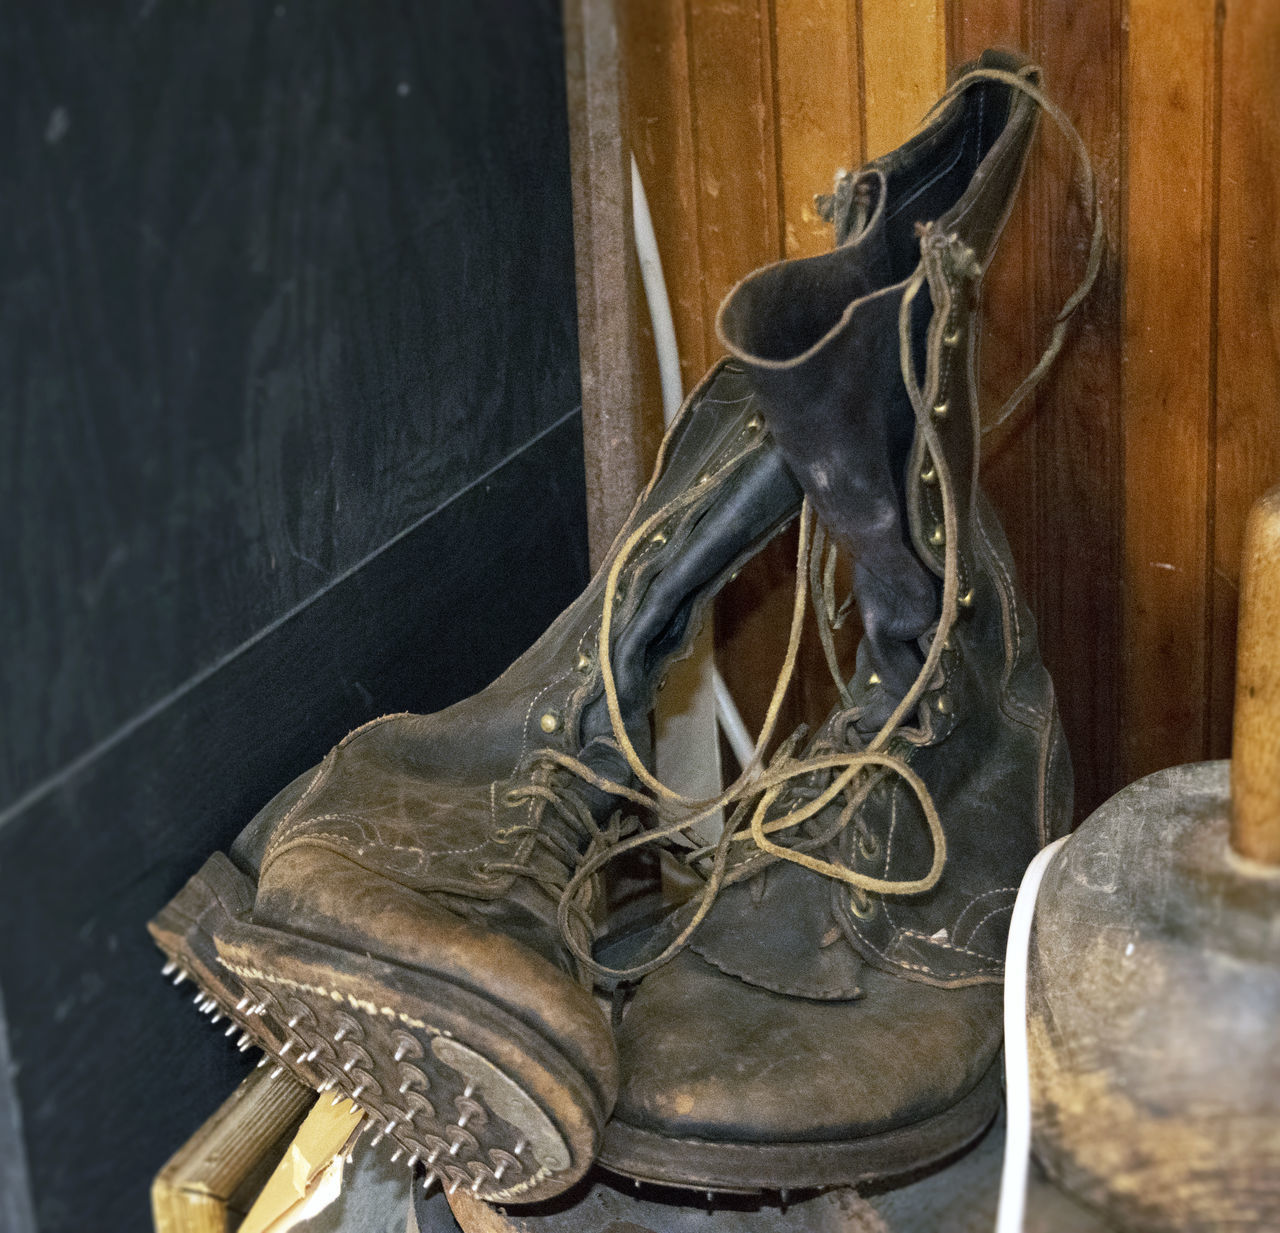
[618, 0, 1280, 819]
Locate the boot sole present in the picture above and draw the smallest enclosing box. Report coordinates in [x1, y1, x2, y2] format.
[596, 1059, 1002, 1194]
[149, 852, 603, 1204]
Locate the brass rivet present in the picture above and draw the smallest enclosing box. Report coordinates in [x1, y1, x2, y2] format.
[958, 588, 975, 609]
[929, 524, 945, 547]
[921, 464, 938, 485]
[650, 530, 668, 546]
[574, 651, 592, 673]
[867, 672, 881, 687]
[746, 415, 763, 432]
[932, 400, 949, 420]
[944, 329, 962, 347]
[539, 712, 561, 734]
[936, 693, 953, 715]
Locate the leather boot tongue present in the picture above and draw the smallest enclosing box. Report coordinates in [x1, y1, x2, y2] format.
[688, 859, 864, 1001]
[572, 736, 643, 820]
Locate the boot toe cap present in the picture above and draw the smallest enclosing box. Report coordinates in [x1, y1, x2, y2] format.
[614, 949, 1001, 1145]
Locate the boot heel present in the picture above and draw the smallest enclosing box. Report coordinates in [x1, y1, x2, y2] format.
[148, 854, 322, 1079]
[201, 846, 612, 1204]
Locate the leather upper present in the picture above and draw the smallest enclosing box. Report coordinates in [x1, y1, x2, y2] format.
[704, 50, 1067, 992]
[244, 360, 802, 974]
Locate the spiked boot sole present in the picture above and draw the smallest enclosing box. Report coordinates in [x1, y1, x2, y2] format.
[149, 853, 607, 1204]
[596, 1059, 1002, 1194]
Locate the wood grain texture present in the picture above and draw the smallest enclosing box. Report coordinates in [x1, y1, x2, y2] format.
[861, 0, 947, 158]
[684, 0, 782, 352]
[1026, 0, 1125, 818]
[625, 0, 710, 393]
[1121, 0, 1217, 782]
[1231, 484, 1280, 864]
[563, 0, 655, 566]
[1213, 0, 1280, 759]
[622, 0, 1280, 813]
[151, 1067, 314, 1233]
[773, 0, 862, 258]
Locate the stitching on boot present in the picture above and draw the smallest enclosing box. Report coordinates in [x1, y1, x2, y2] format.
[897, 927, 1003, 966]
[487, 1164, 554, 1202]
[951, 886, 1018, 936]
[218, 960, 447, 1035]
[974, 513, 1044, 729]
[954, 901, 1014, 954]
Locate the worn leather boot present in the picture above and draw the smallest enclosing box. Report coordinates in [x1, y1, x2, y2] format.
[149, 360, 803, 1204]
[597, 53, 1094, 1193]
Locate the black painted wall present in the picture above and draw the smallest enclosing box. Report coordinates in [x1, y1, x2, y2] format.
[0, 4, 588, 1230]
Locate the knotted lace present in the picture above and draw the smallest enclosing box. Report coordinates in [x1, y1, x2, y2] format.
[501, 62, 1101, 984]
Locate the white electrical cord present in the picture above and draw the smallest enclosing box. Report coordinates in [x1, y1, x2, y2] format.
[630, 154, 756, 772]
[996, 834, 1069, 1233]
[630, 155, 684, 426]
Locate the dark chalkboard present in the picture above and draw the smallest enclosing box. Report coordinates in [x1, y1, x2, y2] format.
[0, 0, 581, 806]
[0, 2, 586, 1229]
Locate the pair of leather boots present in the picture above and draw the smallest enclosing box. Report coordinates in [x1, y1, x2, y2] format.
[152, 51, 1095, 1206]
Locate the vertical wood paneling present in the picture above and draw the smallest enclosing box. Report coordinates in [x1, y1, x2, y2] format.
[625, 1, 710, 394]
[1121, 0, 1217, 780]
[685, 0, 782, 354]
[617, 0, 1280, 812]
[1027, 0, 1125, 817]
[1211, 0, 1280, 756]
[773, 0, 862, 259]
[861, 0, 947, 157]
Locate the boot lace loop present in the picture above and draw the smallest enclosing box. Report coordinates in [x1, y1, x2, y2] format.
[541, 61, 1100, 985]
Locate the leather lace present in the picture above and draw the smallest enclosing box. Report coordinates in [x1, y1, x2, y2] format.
[505, 63, 1101, 984]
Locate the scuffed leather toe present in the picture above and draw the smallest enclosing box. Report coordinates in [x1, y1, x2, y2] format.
[614, 948, 1002, 1145]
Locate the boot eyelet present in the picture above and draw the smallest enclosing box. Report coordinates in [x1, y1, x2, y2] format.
[850, 889, 877, 919]
[921, 463, 938, 485]
[501, 789, 525, 808]
[943, 328, 962, 348]
[929, 524, 945, 547]
[858, 832, 881, 861]
[866, 671, 881, 688]
[650, 530, 668, 547]
[935, 693, 953, 715]
[932, 400, 949, 420]
[958, 588, 975, 610]
[745, 415, 763, 432]
[575, 650, 593, 673]
[539, 711, 561, 734]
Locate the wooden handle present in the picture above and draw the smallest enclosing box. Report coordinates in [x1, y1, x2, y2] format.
[1231, 482, 1280, 864]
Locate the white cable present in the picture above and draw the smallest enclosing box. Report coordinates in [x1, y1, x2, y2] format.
[711, 667, 758, 772]
[996, 834, 1069, 1233]
[631, 155, 684, 427]
[630, 153, 755, 768]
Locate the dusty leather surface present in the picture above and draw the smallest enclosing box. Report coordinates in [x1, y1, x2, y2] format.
[616, 949, 1000, 1143]
[205, 358, 803, 1122]
[616, 52, 1072, 1156]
